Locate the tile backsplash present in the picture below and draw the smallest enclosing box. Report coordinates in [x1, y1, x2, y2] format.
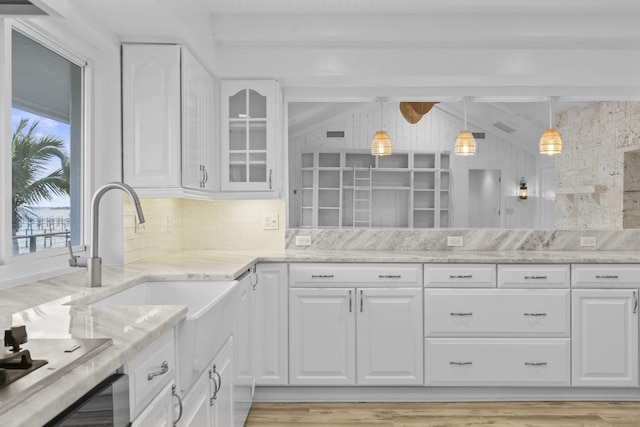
[124, 198, 285, 263]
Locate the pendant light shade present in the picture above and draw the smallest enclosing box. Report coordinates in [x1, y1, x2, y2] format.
[455, 131, 477, 156]
[454, 99, 476, 156]
[371, 100, 392, 156]
[540, 100, 563, 155]
[371, 130, 392, 156]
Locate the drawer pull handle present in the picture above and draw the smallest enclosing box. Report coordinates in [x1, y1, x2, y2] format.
[524, 362, 548, 367]
[524, 276, 547, 280]
[595, 275, 619, 279]
[311, 274, 334, 279]
[524, 313, 547, 317]
[379, 274, 401, 279]
[450, 312, 473, 316]
[360, 289, 364, 313]
[349, 290, 352, 313]
[147, 361, 169, 381]
[449, 275, 473, 279]
[450, 361, 472, 366]
[172, 384, 183, 426]
[634, 291, 638, 315]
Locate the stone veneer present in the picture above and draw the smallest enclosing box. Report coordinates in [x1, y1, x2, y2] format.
[556, 101, 640, 229]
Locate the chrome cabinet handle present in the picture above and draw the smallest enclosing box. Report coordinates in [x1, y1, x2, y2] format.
[360, 290, 364, 313]
[349, 290, 352, 313]
[209, 365, 222, 406]
[147, 361, 169, 381]
[203, 165, 209, 186]
[172, 384, 183, 426]
[634, 291, 638, 315]
[524, 276, 547, 280]
[524, 362, 548, 366]
[450, 361, 472, 366]
[269, 169, 272, 189]
[449, 275, 473, 279]
[379, 274, 401, 279]
[596, 275, 618, 279]
[450, 312, 473, 316]
[311, 274, 334, 279]
[524, 313, 547, 317]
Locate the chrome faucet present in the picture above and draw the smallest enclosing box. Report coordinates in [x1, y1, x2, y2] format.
[69, 182, 145, 287]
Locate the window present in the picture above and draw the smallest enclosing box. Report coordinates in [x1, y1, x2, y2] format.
[11, 29, 84, 257]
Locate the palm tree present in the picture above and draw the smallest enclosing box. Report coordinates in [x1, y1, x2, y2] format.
[12, 118, 70, 255]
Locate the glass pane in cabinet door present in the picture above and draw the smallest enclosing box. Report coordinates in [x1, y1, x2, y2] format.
[249, 164, 267, 183]
[230, 153, 247, 182]
[229, 90, 247, 118]
[249, 152, 267, 182]
[248, 89, 267, 118]
[248, 122, 267, 150]
[229, 122, 247, 150]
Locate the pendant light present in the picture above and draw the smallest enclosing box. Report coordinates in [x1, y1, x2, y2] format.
[540, 99, 563, 155]
[455, 98, 476, 156]
[371, 99, 392, 156]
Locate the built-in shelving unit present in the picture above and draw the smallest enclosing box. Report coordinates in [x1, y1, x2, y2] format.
[299, 150, 450, 228]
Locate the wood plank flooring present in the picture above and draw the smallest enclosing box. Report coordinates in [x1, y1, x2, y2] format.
[244, 402, 640, 426]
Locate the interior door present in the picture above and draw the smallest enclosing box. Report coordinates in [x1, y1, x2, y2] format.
[468, 169, 501, 228]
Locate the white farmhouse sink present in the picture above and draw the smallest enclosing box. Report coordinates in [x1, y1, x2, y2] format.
[92, 280, 238, 392]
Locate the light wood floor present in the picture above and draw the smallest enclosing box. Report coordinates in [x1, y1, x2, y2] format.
[244, 402, 640, 426]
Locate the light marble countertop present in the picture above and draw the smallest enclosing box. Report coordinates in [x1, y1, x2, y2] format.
[1, 248, 640, 426]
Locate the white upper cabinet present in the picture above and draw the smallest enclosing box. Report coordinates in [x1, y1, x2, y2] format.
[122, 43, 215, 196]
[122, 44, 182, 190]
[220, 80, 281, 194]
[181, 48, 215, 192]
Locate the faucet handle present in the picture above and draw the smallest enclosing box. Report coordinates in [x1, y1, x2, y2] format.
[68, 241, 87, 267]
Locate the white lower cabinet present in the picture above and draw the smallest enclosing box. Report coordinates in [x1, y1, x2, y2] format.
[132, 381, 180, 427]
[289, 287, 423, 386]
[180, 336, 234, 427]
[571, 289, 639, 387]
[255, 263, 288, 385]
[125, 330, 178, 425]
[234, 272, 255, 427]
[425, 338, 571, 386]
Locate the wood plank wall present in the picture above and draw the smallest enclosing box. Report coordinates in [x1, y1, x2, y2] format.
[288, 103, 543, 229]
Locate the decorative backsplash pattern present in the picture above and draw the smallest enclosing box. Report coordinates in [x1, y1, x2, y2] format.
[124, 198, 285, 263]
[285, 228, 640, 252]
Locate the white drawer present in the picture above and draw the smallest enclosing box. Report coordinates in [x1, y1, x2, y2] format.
[425, 338, 570, 386]
[289, 263, 422, 288]
[572, 264, 640, 288]
[424, 289, 570, 337]
[424, 264, 496, 288]
[125, 330, 176, 420]
[497, 264, 570, 288]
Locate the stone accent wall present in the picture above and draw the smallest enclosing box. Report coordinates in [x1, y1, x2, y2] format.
[624, 150, 640, 228]
[555, 101, 640, 228]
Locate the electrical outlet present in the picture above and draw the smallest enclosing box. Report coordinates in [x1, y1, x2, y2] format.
[580, 236, 597, 247]
[447, 236, 464, 247]
[263, 214, 279, 230]
[295, 235, 312, 246]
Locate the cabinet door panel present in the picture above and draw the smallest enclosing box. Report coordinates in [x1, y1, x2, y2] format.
[255, 263, 288, 385]
[357, 288, 423, 385]
[122, 44, 181, 188]
[211, 337, 234, 427]
[572, 289, 639, 387]
[289, 288, 356, 385]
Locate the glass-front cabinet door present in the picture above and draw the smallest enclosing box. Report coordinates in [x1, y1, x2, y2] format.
[221, 80, 279, 192]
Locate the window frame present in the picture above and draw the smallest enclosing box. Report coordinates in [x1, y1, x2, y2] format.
[0, 19, 90, 288]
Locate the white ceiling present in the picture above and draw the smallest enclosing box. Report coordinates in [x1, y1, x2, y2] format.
[36, 0, 640, 152]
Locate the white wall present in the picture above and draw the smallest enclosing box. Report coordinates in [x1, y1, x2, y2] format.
[289, 102, 541, 228]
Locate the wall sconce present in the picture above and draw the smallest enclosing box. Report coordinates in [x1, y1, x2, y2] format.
[519, 177, 528, 200]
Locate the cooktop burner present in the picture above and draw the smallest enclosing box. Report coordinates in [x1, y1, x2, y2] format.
[0, 325, 112, 416]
